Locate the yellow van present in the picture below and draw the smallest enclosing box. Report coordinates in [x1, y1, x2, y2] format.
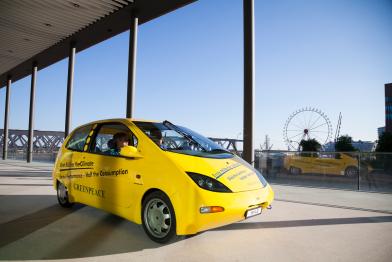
[284, 153, 359, 176]
[52, 119, 274, 243]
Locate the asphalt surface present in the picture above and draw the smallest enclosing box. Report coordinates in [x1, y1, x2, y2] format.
[0, 160, 392, 262]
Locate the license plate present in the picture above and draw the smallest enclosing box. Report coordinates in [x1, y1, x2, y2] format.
[245, 207, 262, 218]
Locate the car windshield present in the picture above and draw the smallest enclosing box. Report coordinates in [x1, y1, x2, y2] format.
[134, 121, 233, 159]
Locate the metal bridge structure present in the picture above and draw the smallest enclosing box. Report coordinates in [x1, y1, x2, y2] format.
[0, 128, 241, 155]
[209, 138, 242, 153]
[0, 129, 64, 152]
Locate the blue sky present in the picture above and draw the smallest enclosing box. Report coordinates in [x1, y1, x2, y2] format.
[0, 0, 391, 150]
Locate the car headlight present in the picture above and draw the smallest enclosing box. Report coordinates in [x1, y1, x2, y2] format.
[233, 156, 268, 187]
[255, 169, 268, 187]
[186, 172, 232, 193]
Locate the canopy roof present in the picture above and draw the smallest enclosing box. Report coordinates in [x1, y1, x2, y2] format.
[0, 0, 196, 87]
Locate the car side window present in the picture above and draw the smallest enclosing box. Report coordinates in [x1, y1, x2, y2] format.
[66, 125, 92, 151]
[89, 123, 138, 156]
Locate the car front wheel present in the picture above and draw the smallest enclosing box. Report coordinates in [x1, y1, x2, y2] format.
[142, 191, 176, 243]
[344, 166, 359, 177]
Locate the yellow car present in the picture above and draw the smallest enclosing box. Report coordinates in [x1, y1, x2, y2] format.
[284, 153, 359, 177]
[52, 119, 274, 243]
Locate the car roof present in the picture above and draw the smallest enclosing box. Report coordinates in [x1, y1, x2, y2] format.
[71, 118, 161, 132]
[85, 118, 160, 125]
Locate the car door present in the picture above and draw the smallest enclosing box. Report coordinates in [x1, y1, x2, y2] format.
[314, 154, 339, 175]
[295, 154, 314, 174]
[59, 124, 96, 205]
[86, 122, 142, 212]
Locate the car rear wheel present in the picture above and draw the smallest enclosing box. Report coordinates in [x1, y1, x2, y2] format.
[289, 166, 302, 175]
[142, 191, 176, 243]
[57, 181, 73, 208]
[345, 166, 359, 177]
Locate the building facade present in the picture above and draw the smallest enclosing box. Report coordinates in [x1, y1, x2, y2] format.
[378, 127, 385, 138]
[386, 83, 392, 133]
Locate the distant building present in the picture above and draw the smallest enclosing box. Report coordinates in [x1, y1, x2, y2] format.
[351, 141, 375, 151]
[323, 141, 335, 151]
[386, 83, 392, 133]
[378, 126, 385, 137]
[323, 140, 375, 152]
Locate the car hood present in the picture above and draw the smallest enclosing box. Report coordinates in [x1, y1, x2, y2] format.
[165, 151, 267, 192]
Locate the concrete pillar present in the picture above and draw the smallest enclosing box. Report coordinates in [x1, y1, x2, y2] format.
[126, 16, 138, 118]
[2, 77, 11, 160]
[243, 0, 255, 164]
[27, 63, 37, 163]
[65, 43, 76, 138]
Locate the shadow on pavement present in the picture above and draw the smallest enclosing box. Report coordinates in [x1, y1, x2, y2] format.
[0, 202, 84, 248]
[275, 199, 392, 214]
[0, 184, 52, 186]
[42, 213, 163, 260]
[215, 215, 392, 231]
[0, 195, 174, 260]
[0, 172, 51, 177]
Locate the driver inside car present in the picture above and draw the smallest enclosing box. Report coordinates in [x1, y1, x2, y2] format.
[150, 129, 167, 149]
[107, 132, 129, 155]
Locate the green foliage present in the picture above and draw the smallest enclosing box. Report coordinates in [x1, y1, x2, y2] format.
[376, 132, 392, 152]
[335, 135, 356, 152]
[300, 139, 321, 152]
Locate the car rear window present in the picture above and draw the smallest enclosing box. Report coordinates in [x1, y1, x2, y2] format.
[66, 125, 92, 151]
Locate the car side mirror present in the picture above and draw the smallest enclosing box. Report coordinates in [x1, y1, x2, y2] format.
[120, 146, 143, 159]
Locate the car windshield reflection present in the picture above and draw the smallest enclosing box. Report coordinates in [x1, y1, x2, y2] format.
[134, 121, 233, 159]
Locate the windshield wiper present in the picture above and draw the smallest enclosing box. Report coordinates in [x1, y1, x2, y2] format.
[163, 120, 207, 152]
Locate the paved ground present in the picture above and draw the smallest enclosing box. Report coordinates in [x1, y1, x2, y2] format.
[0, 160, 392, 262]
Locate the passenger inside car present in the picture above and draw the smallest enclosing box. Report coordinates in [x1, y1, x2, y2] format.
[150, 129, 164, 147]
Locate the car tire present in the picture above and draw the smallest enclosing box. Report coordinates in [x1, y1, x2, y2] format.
[57, 181, 73, 208]
[344, 166, 359, 177]
[289, 166, 301, 175]
[142, 191, 176, 243]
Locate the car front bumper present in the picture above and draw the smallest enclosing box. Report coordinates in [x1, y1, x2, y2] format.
[176, 184, 274, 235]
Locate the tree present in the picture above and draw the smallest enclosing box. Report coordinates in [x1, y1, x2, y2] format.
[300, 139, 321, 152]
[375, 132, 392, 172]
[335, 135, 356, 152]
[376, 132, 392, 152]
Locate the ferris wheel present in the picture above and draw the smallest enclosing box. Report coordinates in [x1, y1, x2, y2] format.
[283, 107, 333, 150]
